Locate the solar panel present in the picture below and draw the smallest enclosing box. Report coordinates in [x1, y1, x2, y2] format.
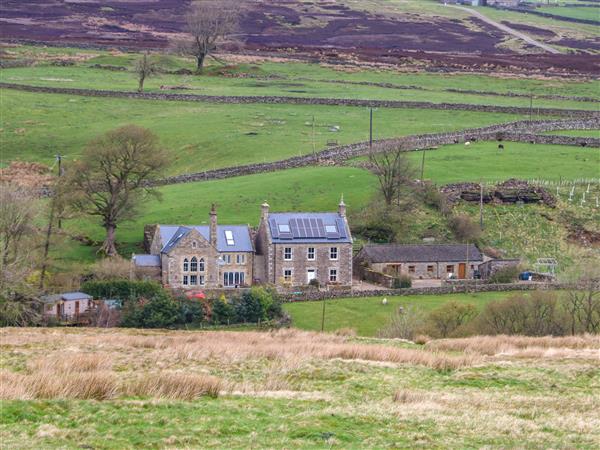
[269, 219, 280, 238]
[308, 218, 318, 238]
[298, 219, 306, 238]
[316, 219, 326, 237]
[290, 219, 299, 237]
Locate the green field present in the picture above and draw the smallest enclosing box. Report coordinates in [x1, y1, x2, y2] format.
[284, 292, 508, 336]
[0, 89, 525, 173]
[407, 141, 600, 183]
[544, 129, 600, 137]
[537, 5, 599, 21]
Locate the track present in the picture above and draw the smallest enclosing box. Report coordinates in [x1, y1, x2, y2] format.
[447, 5, 561, 54]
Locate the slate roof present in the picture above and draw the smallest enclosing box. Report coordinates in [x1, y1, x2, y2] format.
[267, 212, 351, 244]
[41, 292, 92, 303]
[158, 225, 253, 253]
[360, 244, 483, 263]
[132, 254, 161, 267]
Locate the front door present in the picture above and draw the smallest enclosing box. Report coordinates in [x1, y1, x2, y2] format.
[458, 263, 466, 279]
[307, 269, 316, 284]
[75, 301, 80, 316]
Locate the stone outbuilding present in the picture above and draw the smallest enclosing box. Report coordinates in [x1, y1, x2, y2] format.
[354, 244, 484, 280]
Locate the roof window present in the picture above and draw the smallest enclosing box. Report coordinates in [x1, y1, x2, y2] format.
[224, 230, 235, 246]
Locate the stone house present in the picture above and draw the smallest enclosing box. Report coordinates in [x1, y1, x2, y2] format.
[132, 205, 254, 290]
[41, 292, 93, 320]
[254, 199, 353, 288]
[354, 244, 484, 280]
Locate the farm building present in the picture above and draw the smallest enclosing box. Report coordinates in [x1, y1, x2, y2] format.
[354, 244, 484, 280]
[41, 292, 93, 320]
[478, 258, 521, 279]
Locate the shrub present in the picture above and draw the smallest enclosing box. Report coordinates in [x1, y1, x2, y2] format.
[378, 306, 425, 340]
[231, 287, 283, 324]
[211, 297, 235, 325]
[81, 280, 163, 301]
[308, 278, 321, 289]
[177, 297, 205, 325]
[448, 214, 481, 242]
[423, 301, 478, 338]
[392, 275, 412, 289]
[489, 265, 521, 283]
[88, 257, 131, 280]
[121, 292, 180, 328]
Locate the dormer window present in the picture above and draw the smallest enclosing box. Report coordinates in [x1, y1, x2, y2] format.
[225, 230, 235, 246]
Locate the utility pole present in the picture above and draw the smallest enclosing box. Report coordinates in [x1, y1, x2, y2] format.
[321, 297, 326, 332]
[420, 148, 426, 181]
[529, 94, 533, 122]
[479, 181, 484, 230]
[312, 115, 316, 157]
[56, 154, 63, 229]
[369, 107, 373, 148]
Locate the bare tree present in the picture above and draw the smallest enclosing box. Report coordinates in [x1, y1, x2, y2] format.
[563, 264, 600, 334]
[65, 125, 169, 256]
[369, 147, 415, 206]
[135, 52, 157, 93]
[174, 0, 243, 73]
[0, 185, 37, 273]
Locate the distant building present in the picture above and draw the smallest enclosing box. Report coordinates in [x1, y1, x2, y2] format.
[133, 199, 353, 290]
[41, 292, 93, 320]
[354, 244, 484, 280]
[133, 205, 254, 290]
[254, 199, 353, 288]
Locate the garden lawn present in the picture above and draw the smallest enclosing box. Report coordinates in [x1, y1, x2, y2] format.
[283, 291, 509, 336]
[0, 89, 523, 173]
[406, 141, 600, 184]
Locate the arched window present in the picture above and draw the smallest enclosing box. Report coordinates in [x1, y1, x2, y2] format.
[190, 257, 198, 272]
[199, 258, 205, 272]
[183, 258, 189, 272]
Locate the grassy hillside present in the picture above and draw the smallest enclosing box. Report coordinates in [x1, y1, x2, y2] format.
[1, 328, 598, 448]
[284, 292, 507, 336]
[0, 90, 524, 173]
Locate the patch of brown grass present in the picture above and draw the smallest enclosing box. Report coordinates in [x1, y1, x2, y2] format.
[393, 389, 429, 404]
[426, 334, 600, 356]
[126, 372, 222, 400]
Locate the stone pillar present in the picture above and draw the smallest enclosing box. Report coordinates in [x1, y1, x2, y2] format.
[209, 204, 217, 247]
[338, 195, 346, 218]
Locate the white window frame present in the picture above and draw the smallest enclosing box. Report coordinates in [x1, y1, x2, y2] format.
[199, 258, 205, 272]
[329, 268, 338, 283]
[190, 257, 198, 272]
[307, 247, 315, 261]
[199, 275, 205, 286]
[183, 275, 189, 285]
[284, 247, 293, 261]
[236, 254, 245, 264]
[223, 254, 231, 264]
[306, 268, 317, 284]
[283, 269, 293, 282]
[224, 230, 235, 246]
[183, 258, 189, 272]
[190, 274, 198, 285]
[329, 247, 338, 261]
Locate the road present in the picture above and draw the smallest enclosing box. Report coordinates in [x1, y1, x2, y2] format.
[447, 5, 561, 54]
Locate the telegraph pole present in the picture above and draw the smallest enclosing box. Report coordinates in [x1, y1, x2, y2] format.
[479, 181, 484, 230]
[420, 148, 426, 181]
[56, 154, 63, 229]
[369, 107, 373, 148]
[321, 297, 326, 332]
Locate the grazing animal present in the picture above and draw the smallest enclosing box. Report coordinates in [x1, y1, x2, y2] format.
[498, 144, 504, 150]
[464, 141, 471, 147]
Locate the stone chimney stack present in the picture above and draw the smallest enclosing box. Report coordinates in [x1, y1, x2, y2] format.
[261, 201, 270, 222]
[209, 203, 218, 247]
[338, 194, 346, 218]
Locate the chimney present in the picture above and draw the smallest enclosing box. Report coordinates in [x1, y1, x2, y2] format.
[209, 203, 217, 247]
[338, 194, 346, 217]
[261, 201, 270, 222]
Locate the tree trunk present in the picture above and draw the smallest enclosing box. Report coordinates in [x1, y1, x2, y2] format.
[39, 200, 56, 290]
[102, 224, 118, 257]
[196, 52, 206, 73]
[138, 75, 145, 93]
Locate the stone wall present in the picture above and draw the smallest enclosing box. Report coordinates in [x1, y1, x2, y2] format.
[281, 282, 570, 302]
[2, 82, 598, 118]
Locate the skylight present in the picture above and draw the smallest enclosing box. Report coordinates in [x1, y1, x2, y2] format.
[278, 224, 291, 233]
[224, 230, 235, 246]
[325, 225, 337, 233]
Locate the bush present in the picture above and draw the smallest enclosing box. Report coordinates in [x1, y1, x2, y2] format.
[81, 280, 163, 301]
[211, 297, 235, 325]
[392, 275, 412, 289]
[177, 298, 204, 325]
[475, 292, 565, 336]
[231, 287, 284, 324]
[377, 306, 425, 340]
[308, 278, 320, 289]
[121, 292, 180, 328]
[88, 257, 131, 280]
[423, 301, 478, 338]
[489, 265, 521, 283]
[448, 214, 481, 242]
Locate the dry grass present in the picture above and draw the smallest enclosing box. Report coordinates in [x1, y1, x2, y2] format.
[126, 373, 222, 400]
[426, 334, 600, 357]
